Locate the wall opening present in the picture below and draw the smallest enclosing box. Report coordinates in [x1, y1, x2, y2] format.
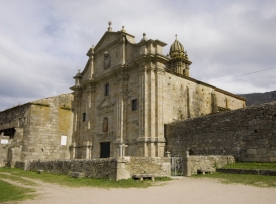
[100, 142, 110, 158]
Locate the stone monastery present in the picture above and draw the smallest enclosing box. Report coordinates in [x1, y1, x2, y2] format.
[70, 22, 245, 159]
[0, 22, 246, 166]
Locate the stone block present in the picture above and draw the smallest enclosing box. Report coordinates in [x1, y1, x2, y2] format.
[246, 149, 257, 154]
[257, 139, 268, 145]
[257, 148, 267, 154]
[269, 157, 276, 162]
[37, 169, 44, 174]
[71, 172, 85, 178]
[261, 158, 270, 162]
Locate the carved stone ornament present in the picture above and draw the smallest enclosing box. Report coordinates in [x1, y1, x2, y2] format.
[102, 117, 108, 133]
[104, 52, 111, 69]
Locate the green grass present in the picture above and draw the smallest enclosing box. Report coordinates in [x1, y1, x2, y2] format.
[0, 179, 36, 203]
[0, 167, 171, 188]
[222, 162, 276, 170]
[193, 172, 276, 188]
[0, 173, 37, 186]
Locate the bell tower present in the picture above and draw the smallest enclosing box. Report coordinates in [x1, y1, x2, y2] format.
[167, 35, 192, 76]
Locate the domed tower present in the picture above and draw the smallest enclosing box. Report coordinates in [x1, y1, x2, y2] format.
[167, 35, 192, 76]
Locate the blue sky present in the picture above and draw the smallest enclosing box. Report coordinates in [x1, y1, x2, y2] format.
[0, 0, 275, 110]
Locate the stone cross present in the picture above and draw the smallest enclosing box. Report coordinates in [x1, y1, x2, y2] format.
[119, 144, 128, 157]
[165, 151, 171, 157]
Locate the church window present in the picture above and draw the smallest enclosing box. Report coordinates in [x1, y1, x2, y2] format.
[105, 83, 109, 96]
[83, 113, 86, 122]
[103, 117, 108, 132]
[132, 99, 137, 111]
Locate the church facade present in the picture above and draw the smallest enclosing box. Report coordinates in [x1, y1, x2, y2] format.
[70, 22, 246, 159]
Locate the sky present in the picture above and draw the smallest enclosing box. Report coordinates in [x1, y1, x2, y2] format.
[0, 0, 275, 111]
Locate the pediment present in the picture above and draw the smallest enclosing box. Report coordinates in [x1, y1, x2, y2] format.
[97, 97, 115, 110]
[95, 32, 121, 53]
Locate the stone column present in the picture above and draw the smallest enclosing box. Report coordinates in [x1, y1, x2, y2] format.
[139, 66, 147, 138]
[116, 95, 123, 142]
[119, 144, 128, 157]
[71, 142, 76, 159]
[211, 92, 218, 113]
[155, 66, 165, 157]
[183, 151, 191, 177]
[85, 141, 91, 159]
[186, 86, 190, 118]
[138, 65, 148, 157]
[149, 66, 156, 142]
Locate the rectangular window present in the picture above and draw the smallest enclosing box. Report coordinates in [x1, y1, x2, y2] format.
[105, 83, 109, 96]
[61, 135, 67, 146]
[83, 113, 86, 122]
[132, 99, 137, 111]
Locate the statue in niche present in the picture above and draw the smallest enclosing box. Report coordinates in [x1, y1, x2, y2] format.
[102, 117, 108, 133]
[104, 51, 111, 70]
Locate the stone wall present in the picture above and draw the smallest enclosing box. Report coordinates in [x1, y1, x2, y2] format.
[165, 101, 276, 162]
[187, 155, 235, 175]
[27, 158, 117, 179]
[14, 156, 170, 180]
[0, 93, 74, 167]
[125, 157, 170, 177]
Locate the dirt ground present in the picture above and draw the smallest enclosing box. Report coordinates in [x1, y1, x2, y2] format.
[0, 176, 272, 204]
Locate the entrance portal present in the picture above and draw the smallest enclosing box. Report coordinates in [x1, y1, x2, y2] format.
[100, 142, 110, 158]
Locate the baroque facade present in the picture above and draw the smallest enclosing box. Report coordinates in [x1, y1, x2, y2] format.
[70, 22, 246, 159]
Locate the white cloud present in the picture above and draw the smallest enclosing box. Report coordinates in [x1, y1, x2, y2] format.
[0, 0, 275, 110]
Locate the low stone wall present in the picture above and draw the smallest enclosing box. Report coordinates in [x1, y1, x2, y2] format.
[187, 155, 235, 175]
[166, 101, 276, 162]
[217, 168, 276, 176]
[125, 157, 170, 177]
[14, 161, 26, 170]
[14, 157, 171, 180]
[27, 158, 117, 179]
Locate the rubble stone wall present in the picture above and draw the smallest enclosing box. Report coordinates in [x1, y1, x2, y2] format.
[16, 159, 117, 179]
[14, 157, 171, 179]
[188, 155, 235, 174]
[166, 101, 276, 162]
[125, 157, 171, 177]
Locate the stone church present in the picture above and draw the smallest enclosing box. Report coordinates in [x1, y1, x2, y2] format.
[70, 22, 246, 159]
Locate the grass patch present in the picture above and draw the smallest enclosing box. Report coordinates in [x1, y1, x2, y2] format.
[222, 162, 276, 170]
[0, 179, 36, 203]
[0, 173, 37, 186]
[0, 167, 171, 188]
[193, 172, 276, 188]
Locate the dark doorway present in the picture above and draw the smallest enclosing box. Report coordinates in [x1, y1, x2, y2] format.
[100, 142, 110, 158]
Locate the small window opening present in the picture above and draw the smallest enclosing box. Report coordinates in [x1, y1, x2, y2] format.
[18, 118, 21, 127]
[254, 130, 257, 133]
[132, 99, 137, 111]
[83, 113, 86, 122]
[105, 83, 109, 96]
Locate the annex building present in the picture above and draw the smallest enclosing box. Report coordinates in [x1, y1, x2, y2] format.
[70, 22, 246, 159]
[0, 94, 73, 167]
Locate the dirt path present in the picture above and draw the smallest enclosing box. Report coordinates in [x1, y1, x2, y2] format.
[1, 175, 276, 204]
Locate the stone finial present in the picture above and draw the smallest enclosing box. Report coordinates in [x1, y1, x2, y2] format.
[121, 26, 126, 32]
[108, 21, 112, 31]
[78, 69, 81, 73]
[175, 34, 178, 40]
[140, 32, 148, 42]
[91, 45, 94, 53]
